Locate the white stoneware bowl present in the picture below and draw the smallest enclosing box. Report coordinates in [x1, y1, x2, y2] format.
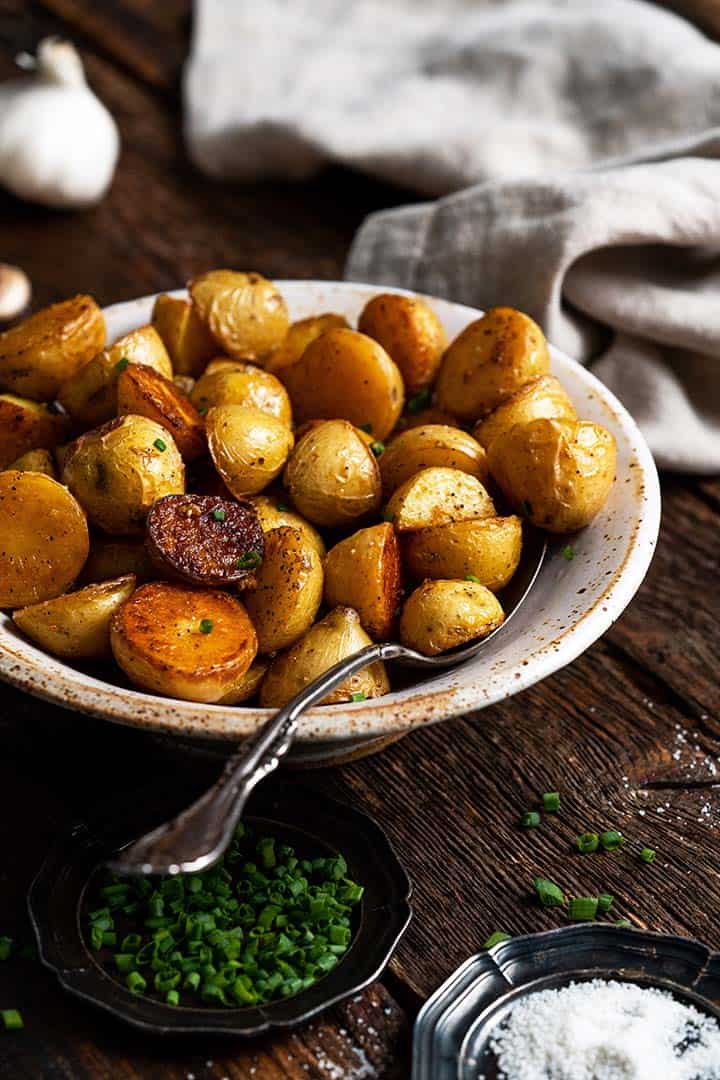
[0, 282, 661, 765]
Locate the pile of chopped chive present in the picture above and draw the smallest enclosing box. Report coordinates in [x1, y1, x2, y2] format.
[87, 825, 363, 1009]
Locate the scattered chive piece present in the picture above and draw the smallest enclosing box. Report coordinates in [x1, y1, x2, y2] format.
[199, 619, 214, 634]
[407, 388, 431, 414]
[0, 936, 12, 960]
[533, 877, 565, 908]
[520, 811, 540, 829]
[640, 847, 656, 864]
[166, 989, 180, 1006]
[126, 971, 147, 995]
[276, 503, 290, 512]
[369, 440, 385, 457]
[350, 692, 366, 703]
[561, 545, 575, 561]
[598, 893, 614, 913]
[465, 574, 481, 584]
[568, 896, 598, 921]
[394, 605, 402, 617]
[542, 792, 560, 812]
[382, 508, 395, 523]
[600, 830, 625, 851]
[198, 406, 209, 416]
[359, 423, 373, 434]
[520, 499, 533, 517]
[615, 919, 632, 928]
[483, 931, 511, 949]
[212, 508, 226, 522]
[236, 550, 262, 570]
[1, 1009, 23, 1031]
[115, 357, 129, 372]
[576, 832, 599, 854]
[153, 438, 167, 452]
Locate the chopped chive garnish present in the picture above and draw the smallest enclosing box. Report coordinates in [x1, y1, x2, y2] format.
[520, 499, 533, 518]
[483, 931, 511, 949]
[600, 830, 625, 851]
[542, 792, 560, 812]
[465, 574, 481, 584]
[598, 893, 614, 913]
[153, 438, 167, 452]
[568, 896, 598, 921]
[276, 503, 290, 512]
[212, 508, 226, 522]
[615, 919, 632, 928]
[0, 936, 12, 960]
[640, 847, 656, 864]
[576, 832, 599, 854]
[533, 877, 565, 908]
[359, 423, 373, 434]
[350, 692, 366, 702]
[407, 388, 431, 414]
[198, 406, 209, 416]
[520, 811, 540, 829]
[126, 971, 147, 995]
[166, 989, 180, 1006]
[1, 1009, 23, 1030]
[562, 545, 575, 561]
[236, 550, 262, 570]
[199, 619, 214, 634]
[369, 440, 385, 457]
[115, 357, 129, 372]
[382, 509, 395, 523]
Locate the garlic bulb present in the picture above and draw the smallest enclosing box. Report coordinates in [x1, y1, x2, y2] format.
[0, 38, 120, 209]
[0, 264, 31, 322]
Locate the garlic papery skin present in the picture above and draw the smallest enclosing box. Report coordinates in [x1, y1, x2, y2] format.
[0, 264, 31, 322]
[0, 37, 120, 210]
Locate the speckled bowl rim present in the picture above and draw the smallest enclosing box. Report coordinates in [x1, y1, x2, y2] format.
[0, 281, 661, 744]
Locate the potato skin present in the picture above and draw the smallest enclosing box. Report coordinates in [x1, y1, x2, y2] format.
[78, 537, 156, 585]
[283, 419, 381, 528]
[324, 523, 402, 641]
[111, 582, 258, 702]
[62, 415, 185, 534]
[248, 493, 326, 558]
[13, 574, 136, 660]
[385, 466, 495, 532]
[435, 307, 550, 420]
[488, 417, 617, 533]
[190, 270, 289, 361]
[191, 363, 292, 427]
[403, 516, 522, 592]
[358, 293, 446, 396]
[244, 526, 323, 653]
[399, 579, 505, 655]
[0, 294, 105, 401]
[260, 606, 389, 708]
[265, 314, 348, 375]
[472, 375, 576, 450]
[280, 328, 405, 440]
[0, 394, 69, 468]
[217, 660, 268, 705]
[117, 363, 206, 461]
[6, 447, 57, 477]
[0, 471, 89, 608]
[206, 404, 294, 498]
[152, 294, 216, 376]
[379, 424, 488, 497]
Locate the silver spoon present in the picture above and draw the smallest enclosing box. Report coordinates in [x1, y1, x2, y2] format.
[109, 531, 546, 877]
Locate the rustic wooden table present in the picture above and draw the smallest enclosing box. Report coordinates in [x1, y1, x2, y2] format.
[0, 3, 719, 1078]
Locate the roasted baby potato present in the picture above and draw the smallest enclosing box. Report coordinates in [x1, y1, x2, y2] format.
[488, 418, 617, 533]
[0, 394, 69, 468]
[152, 293, 216, 376]
[78, 537, 156, 585]
[111, 581, 258, 702]
[400, 579, 505, 655]
[62, 415, 185, 534]
[244, 526, 323, 653]
[217, 660, 269, 705]
[283, 420, 382, 528]
[6, 447, 57, 477]
[358, 293, 446, 396]
[472, 375, 576, 449]
[190, 363, 292, 427]
[280, 328, 404, 440]
[435, 307, 550, 420]
[403, 516, 522, 592]
[265, 313, 349, 375]
[59, 325, 173, 427]
[117, 363, 206, 461]
[0, 294, 105, 401]
[13, 574, 136, 660]
[385, 467, 495, 532]
[146, 494, 264, 588]
[0, 471, 89, 608]
[260, 606, 390, 708]
[248, 493, 326, 558]
[378, 424, 488, 497]
[190, 270, 289, 361]
[206, 404, 294, 498]
[324, 522, 402, 640]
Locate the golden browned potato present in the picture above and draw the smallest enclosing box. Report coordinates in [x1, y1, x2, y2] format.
[117, 363, 206, 461]
[0, 394, 69, 468]
[59, 325, 173, 427]
[283, 419, 381, 528]
[391, 405, 458, 437]
[248, 493, 326, 558]
[472, 375, 576, 449]
[244, 526, 323, 653]
[111, 582, 258, 702]
[206, 404, 293, 498]
[435, 307, 550, 420]
[403, 516, 522, 592]
[358, 293, 446, 396]
[265, 314, 349, 375]
[13, 574, 136, 660]
[0, 294, 105, 401]
[280, 328, 404, 440]
[190, 363, 292, 427]
[260, 606, 389, 708]
[62, 415, 185, 534]
[6, 447, 57, 477]
[385, 467, 495, 532]
[190, 270, 289, 361]
[399, 579, 505, 655]
[488, 417, 617, 533]
[0, 471, 89, 608]
[324, 523, 402, 641]
[152, 294, 217, 376]
[78, 537, 156, 585]
[378, 425, 488, 497]
[217, 660, 269, 705]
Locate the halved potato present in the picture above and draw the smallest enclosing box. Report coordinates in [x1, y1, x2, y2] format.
[324, 523, 402, 641]
[152, 294, 216, 376]
[0, 294, 105, 401]
[435, 307, 550, 420]
[190, 363, 292, 427]
[206, 404, 294, 498]
[358, 293, 446, 396]
[13, 574, 136, 660]
[244, 526, 323, 653]
[385, 467, 495, 532]
[487, 417, 617, 533]
[280, 328, 404, 440]
[379, 425, 488, 497]
[283, 419, 381, 528]
[403, 516, 522, 592]
[111, 582, 258, 702]
[0, 394, 69, 468]
[248, 493, 326, 558]
[6, 447, 57, 477]
[190, 270, 289, 361]
[0, 471, 89, 608]
[399, 579, 505, 655]
[217, 660, 269, 705]
[472, 375, 577, 449]
[117, 363, 206, 461]
[260, 606, 390, 708]
[265, 314, 349, 375]
[78, 538, 156, 585]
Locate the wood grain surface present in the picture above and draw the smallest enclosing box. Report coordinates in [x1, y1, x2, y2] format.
[0, 2, 718, 1078]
